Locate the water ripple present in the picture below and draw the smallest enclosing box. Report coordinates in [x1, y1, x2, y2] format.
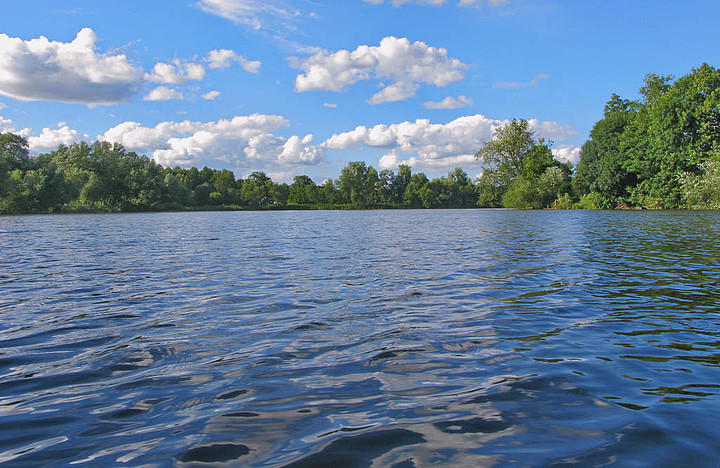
[0, 210, 719, 466]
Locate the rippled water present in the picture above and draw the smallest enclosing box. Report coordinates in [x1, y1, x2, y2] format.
[1, 209, 719, 467]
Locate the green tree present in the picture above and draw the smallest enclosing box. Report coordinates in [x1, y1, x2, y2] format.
[628, 64, 720, 207]
[391, 164, 412, 205]
[475, 169, 505, 207]
[403, 172, 429, 208]
[318, 179, 340, 205]
[289, 175, 319, 205]
[573, 94, 639, 208]
[338, 161, 378, 207]
[476, 119, 535, 183]
[241, 171, 273, 207]
[475, 119, 568, 208]
[576, 64, 720, 209]
[0, 133, 31, 171]
[376, 169, 395, 206]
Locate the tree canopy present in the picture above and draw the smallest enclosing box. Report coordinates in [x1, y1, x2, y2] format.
[574, 63, 720, 209]
[475, 118, 572, 209]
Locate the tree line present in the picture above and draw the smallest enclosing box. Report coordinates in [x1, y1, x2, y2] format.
[1, 63, 718, 215]
[0, 136, 480, 214]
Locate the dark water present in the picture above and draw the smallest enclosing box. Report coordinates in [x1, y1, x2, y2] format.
[1, 210, 719, 467]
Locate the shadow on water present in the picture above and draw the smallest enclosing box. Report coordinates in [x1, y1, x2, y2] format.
[0, 210, 719, 466]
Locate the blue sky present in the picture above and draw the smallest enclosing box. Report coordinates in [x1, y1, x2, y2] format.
[1, 0, 718, 182]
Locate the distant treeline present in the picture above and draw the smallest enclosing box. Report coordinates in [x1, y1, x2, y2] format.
[1, 63, 718, 215]
[0, 135, 481, 214]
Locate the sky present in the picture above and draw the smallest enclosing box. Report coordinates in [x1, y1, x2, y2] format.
[1, 0, 718, 183]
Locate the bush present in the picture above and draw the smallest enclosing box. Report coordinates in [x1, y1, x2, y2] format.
[502, 177, 538, 209]
[573, 192, 604, 209]
[680, 160, 720, 209]
[555, 193, 574, 209]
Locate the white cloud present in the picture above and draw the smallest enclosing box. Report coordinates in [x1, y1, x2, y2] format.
[423, 95, 473, 109]
[0, 116, 15, 133]
[0, 28, 143, 104]
[27, 124, 90, 152]
[101, 120, 200, 153]
[266, 170, 295, 182]
[527, 119, 577, 141]
[552, 145, 582, 165]
[207, 49, 261, 73]
[244, 133, 285, 160]
[243, 132, 321, 164]
[378, 150, 476, 170]
[292, 36, 468, 104]
[101, 114, 324, 168]
[494, 73, 549, 89]
[202, 90, 221, 100]
[367, 81, 420, 105]
[145, 61, 206, 84]
[196, 0, 263, 27]
[0, 102, 5, 110]
[0, 116, 31, 137]
[279, 134, 322, 164]
[144, 86, 185, 101]
[324, 114, 578, 171]
[323, 103, 338, 108]
[196, 0, 305, 31]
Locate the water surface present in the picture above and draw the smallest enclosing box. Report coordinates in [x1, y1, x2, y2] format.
[1, 210, 719, 466]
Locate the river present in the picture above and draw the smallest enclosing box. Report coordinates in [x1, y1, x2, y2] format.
[1, 209, 719, 466]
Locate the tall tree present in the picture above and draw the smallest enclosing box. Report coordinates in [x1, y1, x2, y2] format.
[573, 94, 639, 208]
[476, 119, 535, 183]
[476, 119, 568, 208]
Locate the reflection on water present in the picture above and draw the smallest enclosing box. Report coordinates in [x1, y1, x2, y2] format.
[1, 210, 719, 466]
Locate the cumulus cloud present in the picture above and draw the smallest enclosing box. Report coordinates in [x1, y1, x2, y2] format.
[243, 133, 321, 164]
[423, 95, 473, 109]
[292, 36, 468, 104]
[207, 49, 261, 73]
[101, 120, 201, 153]
[144, 86, 185, 101]
[202, 90, 221, 100]
[145, 61, 206, 84]
[101, 114, 324, 168]
[323, 114, 578, 171]
[552, 145, 582, 164]
[494, 73, 549, 89]
[27, 124, 90, 152]
[0, 28, 143, 104]
[278, 134, 322, 164]
[0, 116, 31, 137]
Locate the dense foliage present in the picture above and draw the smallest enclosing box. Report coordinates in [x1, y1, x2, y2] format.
[575, 63, 720, 209]
[475, 118, 572, 209]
